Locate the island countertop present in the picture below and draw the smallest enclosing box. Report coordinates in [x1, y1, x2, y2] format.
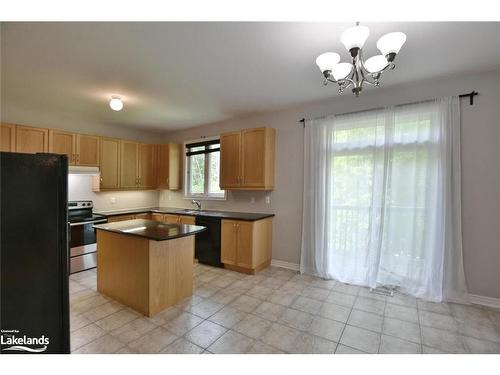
[93, 219, 206, 241]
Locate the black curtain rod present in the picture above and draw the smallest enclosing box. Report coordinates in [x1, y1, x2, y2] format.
[298, 90, 479, 126]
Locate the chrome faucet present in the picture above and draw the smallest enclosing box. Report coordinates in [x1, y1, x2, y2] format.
[191, 200, 202, 211]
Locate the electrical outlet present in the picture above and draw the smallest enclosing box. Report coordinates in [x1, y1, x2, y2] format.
[265, 195, 271, 204]
[110, 196, 116, 204]
[251, 196, 255, 204]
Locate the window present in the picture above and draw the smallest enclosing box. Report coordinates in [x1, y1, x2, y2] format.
[301, 99, 457, 300]
[185, 138, 225, 199]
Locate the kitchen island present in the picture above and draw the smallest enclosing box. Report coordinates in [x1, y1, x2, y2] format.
[93, 219, 206, 317]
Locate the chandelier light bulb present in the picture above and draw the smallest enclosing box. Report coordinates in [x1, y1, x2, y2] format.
[364, 55, 389, 73]
[109, 97, 123, 111]
[332, 63, 353, 81]
[315, 52, 340, 73]
[340, 25, 370, 52]
[377, 32, 407, 56]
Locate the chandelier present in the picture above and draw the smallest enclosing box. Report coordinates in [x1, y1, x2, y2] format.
[315, 23, 406, 97]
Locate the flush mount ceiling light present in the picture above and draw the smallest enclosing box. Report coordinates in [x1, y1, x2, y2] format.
[316, 23, 406, 97]
[109, 96, 124, 111]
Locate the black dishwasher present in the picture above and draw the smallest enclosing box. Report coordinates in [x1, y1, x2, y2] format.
[195, 216, 223, 267]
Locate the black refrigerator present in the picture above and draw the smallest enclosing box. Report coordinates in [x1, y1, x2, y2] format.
[0, 152, 70, 354]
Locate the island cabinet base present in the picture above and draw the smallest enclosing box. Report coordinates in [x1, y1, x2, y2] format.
[96, 231, 194, 317]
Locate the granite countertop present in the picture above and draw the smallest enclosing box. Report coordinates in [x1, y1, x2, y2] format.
[93, 219, 207, 241]
[94, 206, 275, 221]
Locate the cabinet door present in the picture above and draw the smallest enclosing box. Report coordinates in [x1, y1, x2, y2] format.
[1, 123, 16, 152]
[107, 214, 136, 223]
[135, 212, 151, 220]
[120, 140, 139, 188]
[164, 214, 180, 224]
[151, 213, 165, 222]
[168, 143, 181, 190]
[49, 130, 76, 164]
[76, 134, 100, 166]
[16, 125, 48, 153]
[220, 132, 241, 188]
[156, 144, 170, 188]
[235, 221, 254, 268]
[179, 215, 195, 225]
[100, 137, 121, 189]
[139, 144, 155, 189]
[241, 128, 266, 187]
[221, 220, 238, 266]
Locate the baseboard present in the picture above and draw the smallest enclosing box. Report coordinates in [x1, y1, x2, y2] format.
[469, 294, 500, 309]
[270, 259, 300, 271]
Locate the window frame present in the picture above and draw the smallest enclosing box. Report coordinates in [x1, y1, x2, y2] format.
[184, 136, 226, 200]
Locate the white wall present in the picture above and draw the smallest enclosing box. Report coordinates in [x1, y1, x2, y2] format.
[68, 175, 159, 212]
[161, 69, 500, 299]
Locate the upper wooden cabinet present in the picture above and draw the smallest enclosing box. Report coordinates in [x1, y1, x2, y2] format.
[120, 140, 140, 188]
[220, 127, 275, 190]
[1, 123, 16, 152]
[156, 143, 181, 190]
[220, 132, 241, 188]
[139, 144, 156, 189]
[76, 134, 100, 167]
[49, 130, 100, 166]
[99, 137, 121, 189]
[16, 125, 49, 154]
[49, 129, 76, 164]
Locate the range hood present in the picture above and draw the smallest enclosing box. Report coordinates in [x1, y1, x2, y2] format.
[68, 166, 100, 175]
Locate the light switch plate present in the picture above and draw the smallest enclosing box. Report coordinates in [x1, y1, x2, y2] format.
[110, 196, 116, 204]
[265, 195, 271, 204]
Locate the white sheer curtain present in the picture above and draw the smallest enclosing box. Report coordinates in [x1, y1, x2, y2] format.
[301, 97, 468, 302]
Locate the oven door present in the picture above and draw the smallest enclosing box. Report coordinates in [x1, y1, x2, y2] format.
[69, 218, 107, 273]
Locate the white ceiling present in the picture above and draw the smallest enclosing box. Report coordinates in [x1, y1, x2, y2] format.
[2, 22, 500, 132]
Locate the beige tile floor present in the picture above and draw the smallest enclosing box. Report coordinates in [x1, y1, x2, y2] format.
[69, 264, 500, 354]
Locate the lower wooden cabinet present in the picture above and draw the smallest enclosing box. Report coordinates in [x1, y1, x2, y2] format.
[221, 218, 273, 274]
[107, 213, 152, 222]
[152, 213, 195, 225]
[107, 214, 136, 223]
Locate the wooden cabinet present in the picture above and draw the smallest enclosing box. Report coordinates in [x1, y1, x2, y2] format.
[1, 123, 16, 152]
[49, 129, 76, 164]
[15, 125, 49, 154]
[107, 214, 136, 223]
[220, 132, 241, 188]
[151, 213, 165, 222]
[152, 213, 195, 225]
[108, 213, 151, 222]
[220, 127, 275, 190]
[120, 140, 140, 188]
[49, 130, 100, 167]
[99, 137, 121, 189]
[220, 217, 273, 274]
[156, 143, 181, 190]
[135, 212, 152, 220]
[139, 144, 156, 189]
[76, 134, 100, 166]
[6, 122, 181, 192]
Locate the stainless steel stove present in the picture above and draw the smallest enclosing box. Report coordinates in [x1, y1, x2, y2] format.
[68, 200, 107, 274]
